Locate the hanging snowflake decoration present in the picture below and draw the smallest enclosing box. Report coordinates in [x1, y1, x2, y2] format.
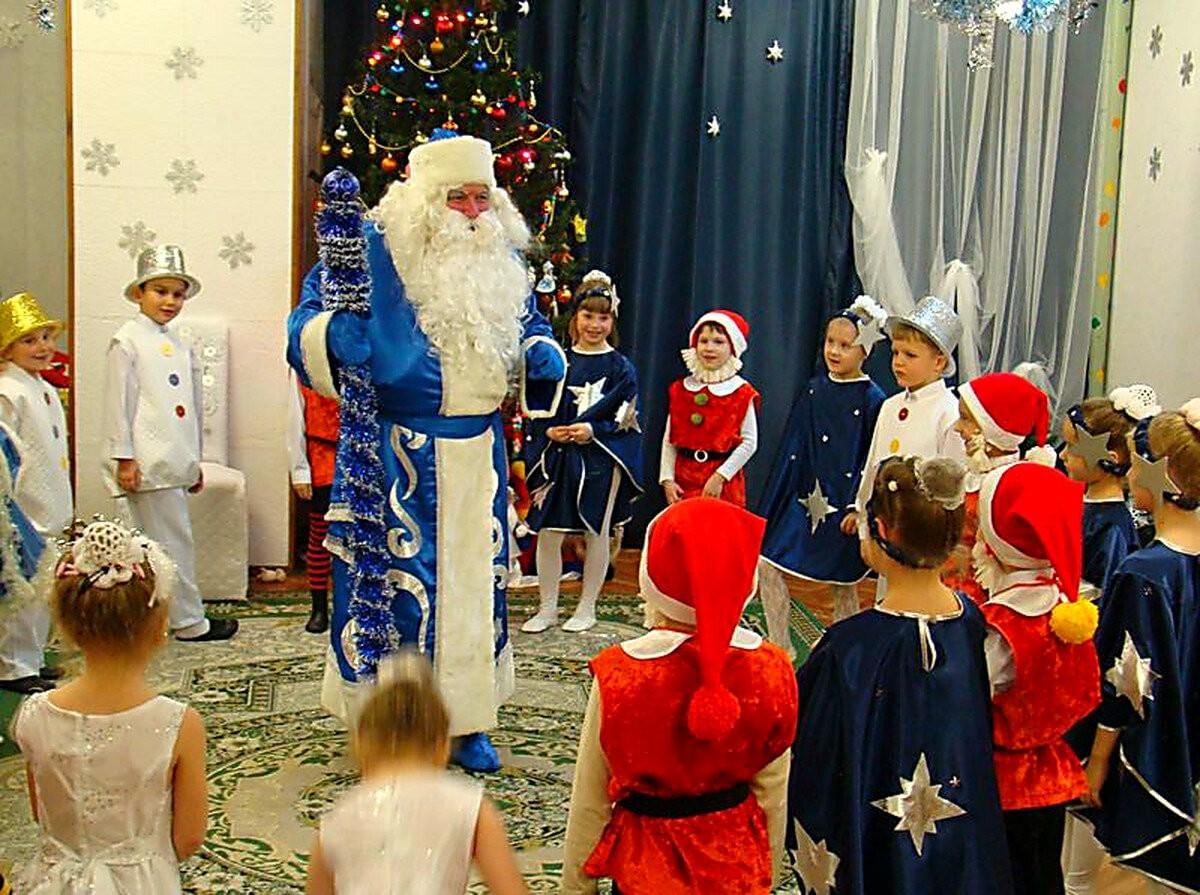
[81, 138, 120, 176]
[218, 232, 256, 269]
[165, 46, 204, 80]
[0, 18, 23, 49]
[913, 0, 1102, 69]
[1068, 0, 1100, 32]
[165, 158, 204, 194]
[1148, 146, 1162, 182]
[240, 0, 274, 33]
[1148, 25, 1163, 59]
[82, 0, 118, 18]
[1182, 51, 1194, 88]
[26, 1, 56, 33]
[118, 221, 156, 259]
[998, 0, 1068, 34]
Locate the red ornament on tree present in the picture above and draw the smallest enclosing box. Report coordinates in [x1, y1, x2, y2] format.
[490, 106, 508, 121]
[381, 154, 398, 173]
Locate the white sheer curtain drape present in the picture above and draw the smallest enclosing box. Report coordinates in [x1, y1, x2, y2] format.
[846, 0, 1106, 409]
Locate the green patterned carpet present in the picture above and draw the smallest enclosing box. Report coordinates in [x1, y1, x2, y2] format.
[0, 590, 822, 893]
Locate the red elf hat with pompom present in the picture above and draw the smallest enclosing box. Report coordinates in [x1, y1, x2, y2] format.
[689, 310, 750, 358]
[959, 372, 1050, 454]
[638, 497, 765, 741]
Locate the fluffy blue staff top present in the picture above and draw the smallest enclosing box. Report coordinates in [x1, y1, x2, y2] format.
[317, 168, 397, 675]
[1001, 0, 1068, 33]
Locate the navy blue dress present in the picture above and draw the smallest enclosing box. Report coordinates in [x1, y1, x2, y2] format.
[788, 596, 1014, 895]
[525, 347, 643, 534]
[759, 375, 884, 584]
[1082, 499, 1138, 596]
[1076, 543, 1200, 891]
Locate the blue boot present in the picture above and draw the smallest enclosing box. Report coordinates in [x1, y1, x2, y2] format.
[451, 732, 501, 772]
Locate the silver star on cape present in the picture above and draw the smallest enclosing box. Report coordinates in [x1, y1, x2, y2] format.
[792, 820, 840, 895]
[800, 481, 837, 533]
[766, 40, 785, 63]
[568, 376, 607, 414]
[615, 398, 641, 433]
[1106, 630, 1160, 718]
[852, 316, 885, 352]
[516, 0, 530, 15]
[530, 482, 552, 510]
[716, 1, 733, 21]
[871, 753, 966, 856]
[1069, 426, 1114, 471]
[1187, 782, 1200, 855]
[706, 115, 721, 137]
[1131, 451, 1181, 507]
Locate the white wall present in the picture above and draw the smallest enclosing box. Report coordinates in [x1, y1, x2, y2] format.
[71, 0, 297, 565]
[1109, 2, 1200, 410]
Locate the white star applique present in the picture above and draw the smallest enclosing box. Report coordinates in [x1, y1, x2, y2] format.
[615, 398, 641, 433]
[716, 1, 733, 21]
[529, 482, 552, 510]
[706, 115, 721, 137]
[1070, 426, 1114, 471]
[1131, 451, 1182, 508]
[852, 316, 885, 353]
[766, 40, 785, 63]
[871, 753, 966, 856]
[800, 481, 837, 533]
[568, 377, 607, 414]
[516, 0, 530, 15]
[792, 819, 840, 895]
[1106, 631, 1160, 718]
[1186, 782, 1200, 856]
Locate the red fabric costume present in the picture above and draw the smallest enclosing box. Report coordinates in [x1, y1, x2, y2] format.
[941, 490, 986, 604]
[667, 379, 760, 507]
[301, 384, 339, 488]
[982, 602, 1099, 809]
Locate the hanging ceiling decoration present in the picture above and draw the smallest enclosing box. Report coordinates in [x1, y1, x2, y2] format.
[913, 0, 1104, 69]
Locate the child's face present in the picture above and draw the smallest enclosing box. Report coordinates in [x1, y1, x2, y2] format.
[824, 318, 866, 378]
[1059, 419, 1099, 484]
[3, 326, 58, 373]
[135, 277, 188, 326]
[694, 325, 733, 371]
[1125, 434, 1156, 512]
[891, 333, 946, 390]
[575, 307, 613, 349]
[954, 399, 982, 444]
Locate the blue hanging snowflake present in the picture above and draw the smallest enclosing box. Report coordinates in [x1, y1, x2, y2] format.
[1002, 0, 1068, 34]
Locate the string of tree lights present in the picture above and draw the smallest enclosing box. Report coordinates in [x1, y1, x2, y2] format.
[323, 0, 588, 317]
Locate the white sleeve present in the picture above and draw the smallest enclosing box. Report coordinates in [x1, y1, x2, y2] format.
[984, 628, 1016, 697]
[104, 340, 138, 459]
[659, 416, 677, 484]
[0, 394, 19, 433]
[855, 422, 884, 512]
[717, 402, 758, 480]
[287, 371, 312, 485]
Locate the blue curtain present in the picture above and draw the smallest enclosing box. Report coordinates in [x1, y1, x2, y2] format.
[518, 1, 862, 533]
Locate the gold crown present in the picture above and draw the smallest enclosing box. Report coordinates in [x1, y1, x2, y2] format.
[0, 293, 63, 354]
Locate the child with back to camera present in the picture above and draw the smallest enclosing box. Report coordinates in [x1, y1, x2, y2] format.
[12, 519, 208, 894]
[306, 651, 527, 895]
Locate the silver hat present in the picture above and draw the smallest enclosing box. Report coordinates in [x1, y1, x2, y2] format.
[124, 245, 202, 302]
[886, 296, 963, 377]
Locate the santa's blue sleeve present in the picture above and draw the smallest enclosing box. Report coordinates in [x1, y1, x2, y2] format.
[286, 264, 336, 395]
[521, 294, 566, 381]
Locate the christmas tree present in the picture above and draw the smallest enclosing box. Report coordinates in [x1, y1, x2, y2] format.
[323, 0, 587, 320]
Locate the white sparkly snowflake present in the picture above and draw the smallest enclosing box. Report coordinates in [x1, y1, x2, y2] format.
[118, 221, 156, 259]
[165, 159, 204, 194]
[83, 0, 117, 17]
[1182, 51, 1194, 87]
[240, 0, 274, 32]
[1148, 146, 1162, 181]
[1149, 25, 1163, 59]
[0, 18, 24, 49]
[81, 138, 120, 176]
[218, 232, 255, 269]
[165, 46, 203, 80]
[27, 1, 56, 33]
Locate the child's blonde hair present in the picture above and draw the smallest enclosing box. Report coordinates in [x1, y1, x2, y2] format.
[355, 651, 450, 760]
[890, 322, 943, 357]
[1146, 402, 1200, 501]
[52, 568, 165, 653]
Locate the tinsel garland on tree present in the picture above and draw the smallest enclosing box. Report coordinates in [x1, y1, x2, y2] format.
[316, 168, 397, 676]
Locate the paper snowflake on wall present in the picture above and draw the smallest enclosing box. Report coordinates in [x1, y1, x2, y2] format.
[118, 221, 156, 258]
[166, 159, 205, 194]
[82, 138, 120, 176]
[240, 0, 274, 32]
[218, 233, 256, 269]
[165, 46, 204, 80]
[82, 0, 117, 17]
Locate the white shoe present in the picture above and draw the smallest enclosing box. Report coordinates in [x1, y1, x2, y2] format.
[521, 610, 558, 633]
[562, 613, 596, 633]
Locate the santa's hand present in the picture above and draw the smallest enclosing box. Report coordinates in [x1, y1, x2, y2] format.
[328, 312, 371, 366]
[525, 340, 566, 381]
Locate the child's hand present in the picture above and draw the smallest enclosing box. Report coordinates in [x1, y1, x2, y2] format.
[840, 511, 859, 536]
[1083, 758, 1108, 807]
[565, 423, 593, 443]
[293, 482, 313, 501]
[702, 473, 726, 499]
[546, 426, 572, 443]
[188, 467, 205, 494]
[116, 459, 142, 493]
[662, 480, 684, 504]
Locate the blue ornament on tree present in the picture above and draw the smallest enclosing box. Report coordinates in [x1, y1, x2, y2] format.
[425, 76, 440, 92]
[473, 57, 489, 73]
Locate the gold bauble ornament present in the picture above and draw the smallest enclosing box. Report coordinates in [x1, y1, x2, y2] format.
[340, 144, 354, 158]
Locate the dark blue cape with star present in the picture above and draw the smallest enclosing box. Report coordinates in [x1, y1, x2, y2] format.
[759, 374, 884, 583]
[1075, 543, 1200, 890]
[525, 347, 643, 534]
[1082, 500, 1138, 596]
[787, 596, 1013, 895]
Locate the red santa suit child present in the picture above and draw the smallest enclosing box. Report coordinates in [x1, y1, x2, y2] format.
[562, 498, 798, 894]
[974, 462, 1100, 894]
[660, 311, 760, 507]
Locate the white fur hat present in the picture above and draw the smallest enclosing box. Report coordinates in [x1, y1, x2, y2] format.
[407, 134, 496, 191]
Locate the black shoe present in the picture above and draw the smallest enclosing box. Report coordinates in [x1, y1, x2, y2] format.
[177, 618, 239, 642]
[0, 675, 54, 694]
[605, 563, 616, 583]
[39, 665, 64, 681]
[305, 591, 329, 634]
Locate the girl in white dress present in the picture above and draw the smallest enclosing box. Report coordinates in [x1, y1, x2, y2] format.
[13, 519, 207, 894]
[306, 651, 527, 895]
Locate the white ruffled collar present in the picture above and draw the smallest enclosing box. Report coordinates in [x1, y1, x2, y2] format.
[680, 347, 743, 385]
[620, 626, 762, 660]
[681, 375, 747, 397]
[982, 568, 1063, 617]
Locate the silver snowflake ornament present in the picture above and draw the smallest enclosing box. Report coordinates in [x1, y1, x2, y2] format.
[766, 40, 785, 64]
[219, 232, 256, 270]
[568, 377, 607, 415]
[1149, 25, 1163, 59]
[0, 18, 23, 49]
[82, 138, 120, 176]
[1182, 51, 1194, 87]
[871, 753, 966, 856]
[615, 399, 641, 433]
[1106, 630, 1160, 718]
[1067, 426, 1113, 472]
[716, 2, 733, 21]
[166, 158, 204, 194]
[165, 46, 204, 80]
[118, 221, 156, 259]
[792, 819, 840, 895]
[517, 0, 531, 15]
[800, 480, 837, 534]
[27, 1, 56, 33]
[706, 115, 721, 137]
[1148, 146, 1162, 182]
[241, 0, 274, 33]
[83, 0, 117, 17]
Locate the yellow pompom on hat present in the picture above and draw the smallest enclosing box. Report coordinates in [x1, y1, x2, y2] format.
[0, 293, 63, 354]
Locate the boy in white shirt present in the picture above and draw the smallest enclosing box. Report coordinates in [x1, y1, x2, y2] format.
[0, 292, 71, 693]
[103, 246, 238, 642]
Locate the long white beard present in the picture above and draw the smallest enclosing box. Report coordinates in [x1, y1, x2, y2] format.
[374, 180, 531, 379]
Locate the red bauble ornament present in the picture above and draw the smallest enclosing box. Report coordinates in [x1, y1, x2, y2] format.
[381, 155, 398, 173]
[435, 14, 454, 33]
[495, 153, 515, 172]
[490, 106, 507, 120]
